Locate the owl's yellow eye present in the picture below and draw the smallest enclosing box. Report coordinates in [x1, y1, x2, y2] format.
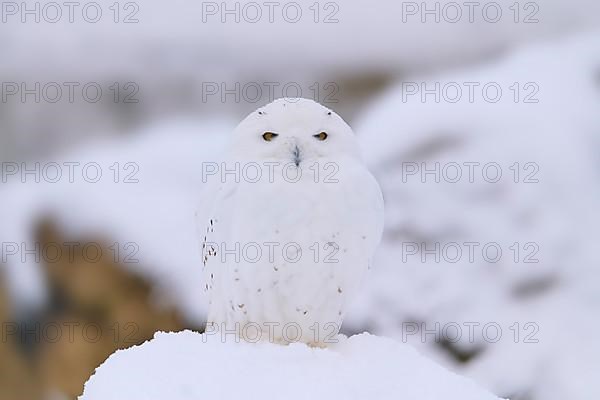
[314, 132, 328, 141]
[262, 132, 278, 141]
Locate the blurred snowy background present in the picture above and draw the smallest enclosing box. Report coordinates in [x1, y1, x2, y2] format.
[1, 0, 599, 399]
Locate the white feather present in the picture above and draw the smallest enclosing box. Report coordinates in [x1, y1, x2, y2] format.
[197, 98, 384, 346]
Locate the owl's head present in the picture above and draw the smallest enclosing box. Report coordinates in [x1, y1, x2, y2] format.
[229, 98, 360, 165]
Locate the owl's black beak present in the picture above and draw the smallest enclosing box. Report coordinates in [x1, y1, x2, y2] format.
[292, 145, 301, 167]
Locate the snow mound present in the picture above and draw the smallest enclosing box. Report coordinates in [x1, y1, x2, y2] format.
[0, 118, 233, 321]
[80, 331, 502, 400]
[348, 29, 600, 400]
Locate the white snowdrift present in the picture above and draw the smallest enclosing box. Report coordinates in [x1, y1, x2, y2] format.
[80, 331, 503, 400]
[349, 29, 600, 400]
[0, 118, 233, 320]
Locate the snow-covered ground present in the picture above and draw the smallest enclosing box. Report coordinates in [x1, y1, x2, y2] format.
[0, 118, 234, 321]
[80, 331, 503, 400]
[348, 30, 600, 399]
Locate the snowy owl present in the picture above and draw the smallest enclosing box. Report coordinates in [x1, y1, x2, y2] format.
[197, 98, 384, 346]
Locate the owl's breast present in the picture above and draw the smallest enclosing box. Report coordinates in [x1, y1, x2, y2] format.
[207, 158, 383, 342]
[232, 166, 357, 239]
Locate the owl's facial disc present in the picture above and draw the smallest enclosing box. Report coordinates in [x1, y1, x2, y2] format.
[231, 98, 361, 163]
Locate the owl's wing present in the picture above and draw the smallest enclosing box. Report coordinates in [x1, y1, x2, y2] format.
[344, 162, 385, 253]
[195, 175, 238, 322]
[365, 169, 385, 248]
